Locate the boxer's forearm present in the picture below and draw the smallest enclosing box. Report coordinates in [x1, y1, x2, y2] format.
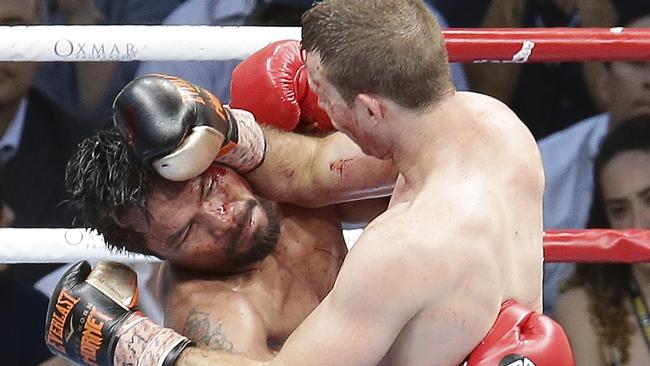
[176, 347, 269, 366]
[247, 128, 397, 208]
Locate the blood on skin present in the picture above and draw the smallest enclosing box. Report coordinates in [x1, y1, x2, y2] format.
[216, 205, 226, 215]
[123, 105, 139, 149]
[329, 159, 353, 180]
[206, 165, 227, 177]
[280, 169, 295, 178]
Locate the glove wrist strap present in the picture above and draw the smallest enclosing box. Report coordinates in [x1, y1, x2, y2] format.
[217, 108, 266, 174]
[113, 312, 191, 366]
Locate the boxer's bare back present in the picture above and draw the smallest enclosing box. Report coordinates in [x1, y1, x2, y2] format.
[369, 91, 545, 365]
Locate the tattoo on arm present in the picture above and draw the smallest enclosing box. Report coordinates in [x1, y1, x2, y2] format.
[183, 309, 234, 352]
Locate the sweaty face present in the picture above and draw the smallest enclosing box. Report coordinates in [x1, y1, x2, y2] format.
[305, 53, 393, 159]
[306, 54, 351, 131]
[600, 150, 650, 229]
[122, 166, 280, 272]
[0, 0, 40, 106]
[305, 54, 368, 141]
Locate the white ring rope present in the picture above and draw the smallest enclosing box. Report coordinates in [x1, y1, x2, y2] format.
[0, 227, 361, 263]
[3, 25, 648, 263]
[0, 228, 160, 263]
[4, 26, 650, 63]
[0, 26, 301, 62]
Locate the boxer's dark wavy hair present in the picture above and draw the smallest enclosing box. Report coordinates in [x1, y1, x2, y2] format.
[562, 114, 650, 364]
[65, 127, 154, 255]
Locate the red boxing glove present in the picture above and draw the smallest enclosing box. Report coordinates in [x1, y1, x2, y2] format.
[465, 300, 575, 366]
[230, 40, 334, 132]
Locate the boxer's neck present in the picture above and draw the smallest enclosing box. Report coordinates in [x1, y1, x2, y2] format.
[389, 91, 465, 187]
[390, 121, 434, 180]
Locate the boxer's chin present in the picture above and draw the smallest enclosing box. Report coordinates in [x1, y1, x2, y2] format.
[225, 198, 280, 269]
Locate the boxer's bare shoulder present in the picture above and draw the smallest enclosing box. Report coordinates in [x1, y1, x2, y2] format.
[454, 91, 542, 155]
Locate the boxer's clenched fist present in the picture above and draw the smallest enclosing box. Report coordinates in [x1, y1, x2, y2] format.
[45, 261, 192, 366]
[230, 40, 333, 132]
[113, 74, 266, 180]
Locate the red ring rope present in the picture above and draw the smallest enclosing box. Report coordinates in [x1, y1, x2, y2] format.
[544, 229, 650, 263]
[444, 28, 650, 63]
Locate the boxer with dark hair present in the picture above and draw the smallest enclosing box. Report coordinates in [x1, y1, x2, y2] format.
[57, 73, 390, 361]
[46, 2, 573, 365]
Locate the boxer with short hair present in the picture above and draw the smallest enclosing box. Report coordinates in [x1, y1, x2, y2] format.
[46, 1, 574, 365]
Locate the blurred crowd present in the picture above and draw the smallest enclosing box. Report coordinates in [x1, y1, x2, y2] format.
[0, 0, 648, 365]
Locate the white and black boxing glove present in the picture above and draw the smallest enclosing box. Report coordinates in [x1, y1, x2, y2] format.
[113, 74, 265, 181]
[44, 261, 193, 366]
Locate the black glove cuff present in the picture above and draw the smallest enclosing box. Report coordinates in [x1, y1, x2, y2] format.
[162, 339, 196, 366]
[222, 107, 239, 147]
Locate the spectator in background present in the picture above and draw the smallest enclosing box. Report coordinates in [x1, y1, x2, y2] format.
[136, 0, 468, 103]
[32, 0, 183, 124]
[135, 0, 258, 101]
[432, 0, 491, 28]
[426, 1, 469, 91]
[541, 11, 650, 314]
[0, 3, 99, 363]
[553, 115, 650, 366]
[0, 160, 53, 365]
[463, 0, 619, 139]
[0, 0, 96, 234]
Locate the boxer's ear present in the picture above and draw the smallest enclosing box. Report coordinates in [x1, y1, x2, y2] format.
[355, 93, 384, 123]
